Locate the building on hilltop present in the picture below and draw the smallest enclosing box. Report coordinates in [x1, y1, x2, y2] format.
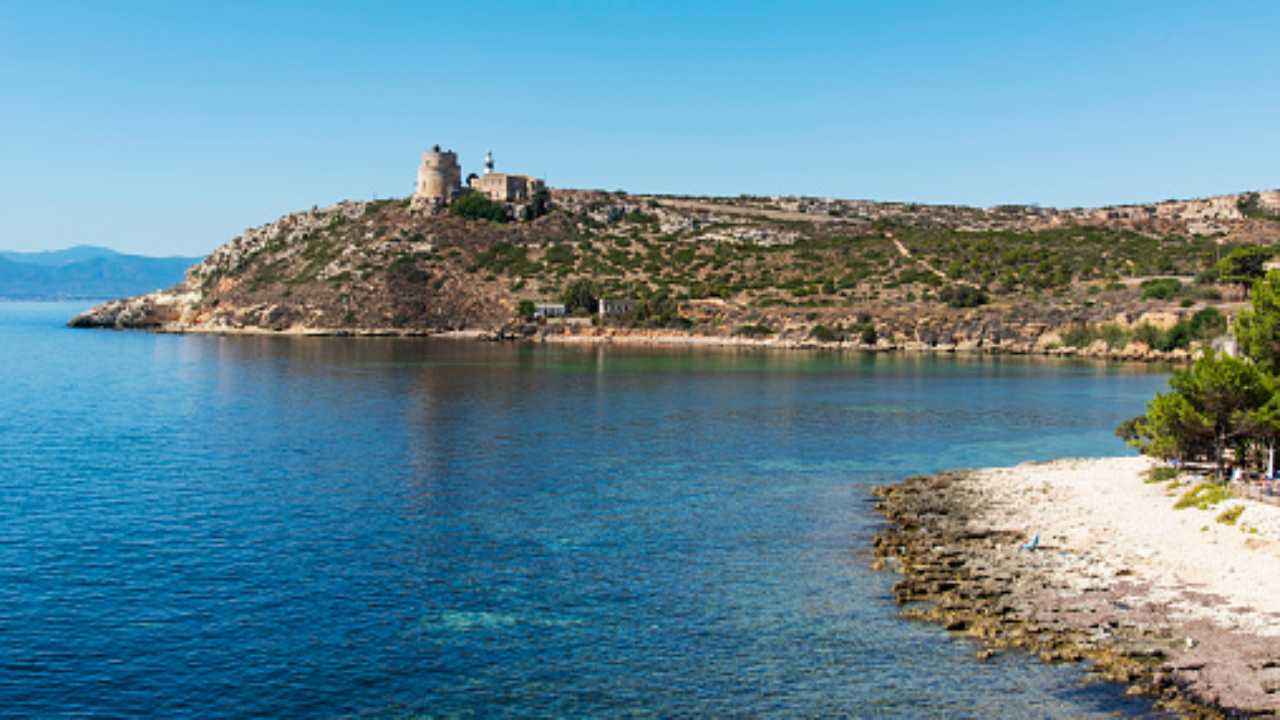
[412, 146, 544, 210]
[414, 145, 462, 207]
[469, 150, 545, 203]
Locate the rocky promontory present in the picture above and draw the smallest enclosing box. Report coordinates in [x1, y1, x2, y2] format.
[71, 188, 1280, 361]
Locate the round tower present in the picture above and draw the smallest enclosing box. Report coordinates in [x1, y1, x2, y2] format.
[484, 150, 494, 175]
[415, 145, 462, 205]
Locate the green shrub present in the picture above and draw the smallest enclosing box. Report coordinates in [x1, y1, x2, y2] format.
[517, 300, 536, 319]
[561, 278, 599, 315]
[938, 285, 988, 308]
[1174, 483, 1232, 510]
[624, 211, 659, 226]
[810, 324, 840, 342]
[1133, 323, 1162, 347]
[471, 242, 539, 275]
[1188, 307, 1226, 339]
[1060, 325, 1094, 348]
[544, 244, 575, 265]
[1237, 192, 1278, 220]
[624, 290, 689, 329]
[857, 323, 878, 345]
[1216, 504, 1245, 525]
[1140, 277, 1183, 300]
[735, 324, 774, 338]
[1195, 267, 1220, 285]
[1099, 323, 1131, 348]
[450, 192, 508, 223]
[1158, 322, 1193, 351]
[1143, 465, 1180, 484]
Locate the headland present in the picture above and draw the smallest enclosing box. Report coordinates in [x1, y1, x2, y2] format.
[69, 146, 1280, 363]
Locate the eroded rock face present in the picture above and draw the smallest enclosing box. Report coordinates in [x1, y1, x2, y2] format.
[69, 290, 200, 330]
[872, 473, 1280, 718]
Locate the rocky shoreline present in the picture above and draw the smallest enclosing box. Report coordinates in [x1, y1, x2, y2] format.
[69, 301, 1193, 363]
[872, 464, 1280, 718]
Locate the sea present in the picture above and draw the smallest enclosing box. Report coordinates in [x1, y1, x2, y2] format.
[0, 301, 1176, 718]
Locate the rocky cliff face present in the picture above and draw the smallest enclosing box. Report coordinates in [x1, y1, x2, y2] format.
[71, 188, 1280, 358]
[72, 198, 570, 334]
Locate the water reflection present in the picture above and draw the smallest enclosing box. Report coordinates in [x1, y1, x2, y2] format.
[0, 306, 1175, 718]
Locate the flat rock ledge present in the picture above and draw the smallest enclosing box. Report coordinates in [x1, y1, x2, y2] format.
[871, 472, 1280, 719]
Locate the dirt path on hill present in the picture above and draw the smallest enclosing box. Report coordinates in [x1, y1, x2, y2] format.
[647, 198, 845, 224]
[890, 237, 977, 287]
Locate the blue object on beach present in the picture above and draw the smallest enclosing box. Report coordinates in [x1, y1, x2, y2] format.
[1020, 534, 1040, 551]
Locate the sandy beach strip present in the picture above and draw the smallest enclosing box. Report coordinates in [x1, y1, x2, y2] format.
[873, 457, 1280, 716]
[979, 457, 1280, 638]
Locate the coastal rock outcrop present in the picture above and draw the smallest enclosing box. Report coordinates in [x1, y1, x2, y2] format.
[872, 466, 1280, 718]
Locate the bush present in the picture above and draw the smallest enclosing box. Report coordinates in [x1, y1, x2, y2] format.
[938, 285, 988, 308]
[1140, 277, 1183, 300]
[450, 192, 508, 223]
[1237, 192, 1278, 220]
[1099, 323, 1131, 348]
[517, 300, 536, 320]
[544, 244, 575, 266]
[1216, 504, 1245, 525]
[1163, 323, 1194, 351]
[810, 325, 840, 342]
[1061, 325, 1094, 348]
[561, 279, 599, 315]
[1143, 465, 1181, 484]
[1188, 307, 1226, 339]
[735, 324, 774, 338]
[624, 290, 688, 329]
[1218, 245, 1273, 292]
[1174, 483, 1232, 510]
[1133, 323, 1163, 347]
[1195, 267, 1220, 285]
[858, 324, 878, 345]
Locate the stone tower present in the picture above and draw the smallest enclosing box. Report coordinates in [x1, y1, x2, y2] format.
[414, 144, 462, 206]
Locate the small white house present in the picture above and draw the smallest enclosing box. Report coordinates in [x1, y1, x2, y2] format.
[598, 298, 637, 318]
[533, 303, 566, 319]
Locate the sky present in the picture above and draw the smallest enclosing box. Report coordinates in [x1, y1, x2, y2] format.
[1, 1, 1278, 255]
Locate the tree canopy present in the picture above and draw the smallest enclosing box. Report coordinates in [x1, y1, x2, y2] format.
[1216, 246, 1272, 295]
[1124, 271, 1280, 480]
[1233, 270, 1280, 371]
[561, 278, 599, 315]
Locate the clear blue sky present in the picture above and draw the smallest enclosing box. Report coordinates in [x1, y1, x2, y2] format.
[2, 1, 1277, 255]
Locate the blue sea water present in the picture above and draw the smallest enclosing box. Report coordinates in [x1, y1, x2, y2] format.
[0, 302, 1176, 718]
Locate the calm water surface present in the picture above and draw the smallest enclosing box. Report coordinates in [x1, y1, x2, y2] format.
[0, 302, 1174, 718]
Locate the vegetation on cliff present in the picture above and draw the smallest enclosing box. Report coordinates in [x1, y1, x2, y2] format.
[71, 188, 1280, 353]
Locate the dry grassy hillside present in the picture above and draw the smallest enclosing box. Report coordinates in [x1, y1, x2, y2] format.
[72, 188, 1280, 357]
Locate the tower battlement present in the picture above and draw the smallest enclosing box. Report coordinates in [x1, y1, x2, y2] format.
[413, 144, 462, 207]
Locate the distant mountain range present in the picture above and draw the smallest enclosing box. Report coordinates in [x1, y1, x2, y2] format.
[0, 245, 202, 300]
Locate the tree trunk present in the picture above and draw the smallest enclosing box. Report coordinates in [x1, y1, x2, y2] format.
[1215, 431, 1225, 483]
[1270, 444, 1276, 480]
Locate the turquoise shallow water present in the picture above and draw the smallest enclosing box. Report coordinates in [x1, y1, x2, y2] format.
[0, 302, 1175, 718]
